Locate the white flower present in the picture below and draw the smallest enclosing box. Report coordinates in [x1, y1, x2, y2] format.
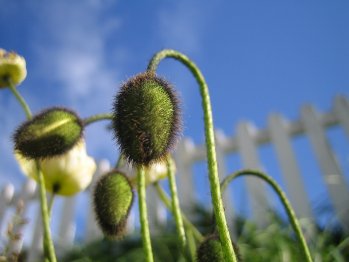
[15, 139, 96, 196]
[0, 48, 27, 88]
[130, 159, 176, 186]
[145, 161, 169, 185]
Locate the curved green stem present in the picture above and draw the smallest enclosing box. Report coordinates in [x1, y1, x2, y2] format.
[7, 80, 32, 119]
[137, 165, 154, 262]
[153, 182, 203, 242]
[8, 81, 56, 261]
[221, 169, 313, 262]
[82, 113, 113, 126]
[167, 157, 187, 251]
[148, 49, 236, 262]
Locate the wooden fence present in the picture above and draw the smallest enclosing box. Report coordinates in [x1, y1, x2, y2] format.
[0, 96, 349, 261]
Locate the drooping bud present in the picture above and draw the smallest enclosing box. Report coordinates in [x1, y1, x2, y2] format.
[15, 139, 96, 196]
[112, 72, 181, 166]
[197, 234, 241, 262]
[14, 107, 83, 159]
[0, 48, 27, 88]
[93, 170, 134, 239]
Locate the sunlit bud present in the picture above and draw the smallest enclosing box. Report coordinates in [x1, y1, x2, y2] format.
[14, 107, 83, 159]
[0, 48, 27, 88]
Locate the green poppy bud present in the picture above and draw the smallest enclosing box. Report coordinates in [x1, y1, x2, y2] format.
[14, 107, 83, 159]
[93, 170, 134, 239]
[112, 72, 181, 166]
[197, 234, 241, 262]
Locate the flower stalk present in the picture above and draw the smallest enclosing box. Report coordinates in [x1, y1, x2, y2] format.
[8, 80, 31, 119]
[153, 182, 203, 242]
[7, 79, 56, 262]
[82, 113, 113, 126]
[137, 165, 154, 262]
[221, 169, 313, 262]
[167, 157, 187, 252]
[36, 162, 57, 262]
[148, 49, 237, 262]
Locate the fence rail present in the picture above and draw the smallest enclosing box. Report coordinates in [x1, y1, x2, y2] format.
[1, 96, 349, 261]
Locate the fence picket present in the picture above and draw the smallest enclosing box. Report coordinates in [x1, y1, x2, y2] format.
[269, 113, 313, 220]
[0, 184, 14, 233]
[84, 159, 110, 243]
[8, 179, 36, 256]
[1, 96, 349, 260]
[174, 138, 196, 213]
[27, 211, 42, 262]
[236, 122, 269, 227]
[56, 197, 77, 254]
[147, 186, 167, 234]
[301, 105, 349, 232]
[215, 130, 235, 234]
[334, 96, 349, 137]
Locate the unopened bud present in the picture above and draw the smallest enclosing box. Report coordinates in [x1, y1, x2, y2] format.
[93, 170, 134, 239]
[112, 72, 181, 166]
[14, 107, 83, 159]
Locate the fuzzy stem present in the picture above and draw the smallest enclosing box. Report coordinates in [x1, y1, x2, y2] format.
[82, 113, 113, 126]
[167, 157, 187, 251]
[153, 182, 203, 242]
[7, 80, 32, 119]
[137, 165, 154, 262]
[221, 169, 313, 262]
[148, 49, 236, 262]
[8, 80, 56, 261]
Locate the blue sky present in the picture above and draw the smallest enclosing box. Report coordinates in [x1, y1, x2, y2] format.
[1, 0, 349, 233]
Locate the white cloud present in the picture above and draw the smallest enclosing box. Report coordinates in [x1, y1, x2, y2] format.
[32, 1, 123, 114]
[0, 1, 125, 189]
[27, 1, 126, 160]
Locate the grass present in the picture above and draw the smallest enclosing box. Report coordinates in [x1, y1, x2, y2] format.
[59, 206, 349, 262]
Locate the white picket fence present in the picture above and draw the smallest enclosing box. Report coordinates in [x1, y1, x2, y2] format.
[1, 96, 349, 261]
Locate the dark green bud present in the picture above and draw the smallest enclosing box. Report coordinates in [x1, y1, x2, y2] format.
[197, 234, 241, 262]
[112, 72, 181, 166]
[93, 170, 134, 239]
[14, 107, 83, 159]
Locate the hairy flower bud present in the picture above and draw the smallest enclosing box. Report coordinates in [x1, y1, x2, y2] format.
[14, 107, 83, 159]
[0, 48, 27, 88]
[112, 72, 181, 166]
[15, 139, 96, 196]
[197, 234, 241, 262]
[93, 170, 134, 239]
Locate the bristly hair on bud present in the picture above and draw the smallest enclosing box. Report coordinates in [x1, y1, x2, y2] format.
[197, 234, 242, 262]
[93, 170, 134, 239]
[112, 71, 181, 166]
[13, 107, 83, 159]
